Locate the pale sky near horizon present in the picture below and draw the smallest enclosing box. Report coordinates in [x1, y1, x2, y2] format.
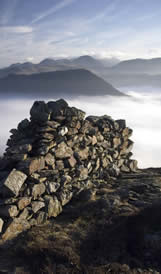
[0, 0, 161, 67]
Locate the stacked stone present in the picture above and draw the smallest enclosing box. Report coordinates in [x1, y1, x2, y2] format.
[0, 99, 137, 241]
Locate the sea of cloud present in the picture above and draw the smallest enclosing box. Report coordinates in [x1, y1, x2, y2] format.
[0, 89, 161, 168]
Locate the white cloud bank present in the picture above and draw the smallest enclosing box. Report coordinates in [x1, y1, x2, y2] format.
[0, 89, 161, 168]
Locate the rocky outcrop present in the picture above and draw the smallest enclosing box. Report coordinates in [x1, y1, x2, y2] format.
[0, 99, 137, 241]
[1, 169, 161, 273]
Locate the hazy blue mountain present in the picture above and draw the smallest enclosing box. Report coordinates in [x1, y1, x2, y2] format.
[99, 57, 120, 67]
[72, 55, 104, 69]
[55, 58, 72, 65]
[101, 73, 161, 88]
[0, 59, 76, 78]
[0, 56, 106, 79]
[2, 56, 161, 89]
[38, 58, 57, 66]
[108, 58, 161, 75]
[94, 57, 161, 88]
[0, 69, 124, 98]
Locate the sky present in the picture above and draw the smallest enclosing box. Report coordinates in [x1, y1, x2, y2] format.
[0, 0, 161, 67]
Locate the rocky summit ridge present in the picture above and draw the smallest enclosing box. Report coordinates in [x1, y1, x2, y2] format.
[1, 99, 161, 273]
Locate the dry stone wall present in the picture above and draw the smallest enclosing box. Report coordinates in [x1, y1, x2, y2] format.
[0, 99, 137, 241]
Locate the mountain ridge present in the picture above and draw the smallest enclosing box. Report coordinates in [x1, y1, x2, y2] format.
[0, 69, 124, 98]
[0, 55, 118, 79]
[108, 57, 161, 74]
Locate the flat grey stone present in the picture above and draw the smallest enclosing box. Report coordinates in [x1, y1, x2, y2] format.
[3, 169, 27, 196]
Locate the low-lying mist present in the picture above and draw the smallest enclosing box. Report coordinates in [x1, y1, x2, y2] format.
[0, 89, 161, 168]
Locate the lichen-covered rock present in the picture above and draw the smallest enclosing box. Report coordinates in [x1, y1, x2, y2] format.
[58, 126, 68, 136]
[2, 169, 27, 197]
[18, 208, 30, 220]
[44, 153, 55, 168]
[129, 159, 138, 172]
[77, 166, 88, 181]
[31, 201, 45, 213]
[2, 218, 30, 241]
[56, 160, 64, 170]
[45, 181, 60, 193]
[54, 142, 73, 159]
[76, 147, 89, 160]
[32, 183, 46, 200]
[44, 195, 62, 217]
[17, 157, 45, 175]
[113, 137, 121, 148]
[67, 156, 77, 168]
[0, 205, 19, 217]
[36, 211, 47, 225]
[58, 189, 73, 206]
[18, 197, 32, 210]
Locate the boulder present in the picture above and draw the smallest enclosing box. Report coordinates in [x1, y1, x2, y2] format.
[36, 211, 47, 225]
[18, 208, 30, 220]
[45, 181, 60, 193]
[65, 106, 85, 120]
[45, 153, 55, 167]
[18, 197, 32, 210]
[58, 189, 73, 206]
[76, 147, 89, 160]
[17, 157, 45, 175]
[58, 126, 68, 136]
[30, 101, 50, 122]
[78, 166, 88, 181]
[32, 183, 46, 200]
[2, 218, 30, 241]
[47, 99, 68, 117]
[18, 118, 30, 131]
[31, 201, 45, 213]
[3, 169, 27, 197]
[129, 159, 138, 172]
[67, 156, 77, 168]
[113, 137, 121, 148]
[56, 160, 64, 170]
[115, 119, 126, 129]
[54, 142, 73, 159]
[44, 195, 62, 217]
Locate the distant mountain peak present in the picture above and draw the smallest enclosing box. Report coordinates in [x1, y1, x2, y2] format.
[9, 63, 21, 68]
[39, 58, 56, 66]
[75, 55, 96, 60]
[72, 55, 103, 68]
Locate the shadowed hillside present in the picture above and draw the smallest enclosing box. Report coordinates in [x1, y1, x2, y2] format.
[0, 69, 124, 98]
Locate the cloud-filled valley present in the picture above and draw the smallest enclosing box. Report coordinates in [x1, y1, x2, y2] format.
[0, 89, 161, 168]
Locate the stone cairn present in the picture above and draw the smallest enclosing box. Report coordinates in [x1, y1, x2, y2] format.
[0, 99, 137, 241]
